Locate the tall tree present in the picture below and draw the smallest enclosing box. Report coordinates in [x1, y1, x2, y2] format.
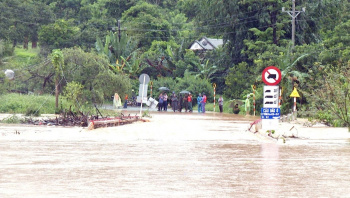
[50, 49, 64, 110]
[121, 2, 171, 48]
[0, 0, 53, 48]
[19, 0, 54, 49]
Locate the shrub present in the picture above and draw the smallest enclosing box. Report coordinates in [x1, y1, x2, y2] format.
[1, 114, 22, 124]
[25, 107, 41, 117]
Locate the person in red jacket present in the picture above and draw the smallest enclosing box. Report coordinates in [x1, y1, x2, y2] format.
[188, 93, 193, 112]
[183, 94, 188, 112]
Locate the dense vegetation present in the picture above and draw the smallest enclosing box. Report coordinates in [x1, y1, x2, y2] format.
[0, 0, 349, 128]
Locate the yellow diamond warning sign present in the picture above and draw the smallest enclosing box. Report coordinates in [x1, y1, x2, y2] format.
[290, 87, 300, 97]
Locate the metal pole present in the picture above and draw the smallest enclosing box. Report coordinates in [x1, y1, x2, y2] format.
[140, 75, 146, 116]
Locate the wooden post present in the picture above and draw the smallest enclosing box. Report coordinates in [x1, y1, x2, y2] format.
[213, 83, 216, 112]
[253, 87, 256, 116]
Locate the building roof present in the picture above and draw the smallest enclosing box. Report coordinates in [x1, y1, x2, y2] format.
[189, 37, 223, 51]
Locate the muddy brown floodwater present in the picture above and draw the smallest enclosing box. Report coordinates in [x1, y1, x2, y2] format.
[1, 112, 350, 197]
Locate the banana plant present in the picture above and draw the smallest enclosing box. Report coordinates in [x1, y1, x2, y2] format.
[191, 59, 218, 80]
[120, 53, 145, 79]
[95, 31, 138, 72]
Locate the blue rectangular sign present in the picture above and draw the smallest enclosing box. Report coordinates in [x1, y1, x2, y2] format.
[261, 108, 281, 119]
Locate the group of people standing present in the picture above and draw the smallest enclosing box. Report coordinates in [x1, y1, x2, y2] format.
[157, 92, 210, 113]
[121, 90, 228, 113]
[169, 92, 196, 113]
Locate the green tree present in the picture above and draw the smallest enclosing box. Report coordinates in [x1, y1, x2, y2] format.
[152, 77, 177, 97]
[19, 0, 54, 49]
[0, 0, 53, 48]
[320, 19, 350, 65]
[121, 2, 171, 48]
[302, 0, 350, 44]
[176, 0, 198, 20]
[50, 49, 64, 110]
[62, 81, 84, 110]
[195, 0, 287, 65]
[61, 47, 131, 103]
[305, 19, 350, 128]
[0, 40, 14, 64]
[41, 0, 82, 19]
[203, 46, 233, 94]
[224, 62, 253, 99]
[177, 71, 213, 101]
[142, 40, 181, 78]
[39, 19, 80, 51]
[311, 62, 350, 130]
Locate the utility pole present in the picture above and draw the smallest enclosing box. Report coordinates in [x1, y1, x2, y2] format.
[118, 20, 121, 42]
[282, 0, 305, 48]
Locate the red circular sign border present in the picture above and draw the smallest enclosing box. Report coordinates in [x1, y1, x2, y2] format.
[262, 66, 281, 86]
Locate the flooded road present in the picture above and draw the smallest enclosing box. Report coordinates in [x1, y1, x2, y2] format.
[1, 113, 349, 197]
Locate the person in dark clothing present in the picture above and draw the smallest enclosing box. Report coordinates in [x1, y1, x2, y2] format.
[171, 93, 178, 112]
[197, 93, 202, 113]
[178, 94, 183, 112]
[218, 95, 224, 113]
[158, 93, 164, 111]
[163, 93, 168, 111]
[233, 104, 240, 114]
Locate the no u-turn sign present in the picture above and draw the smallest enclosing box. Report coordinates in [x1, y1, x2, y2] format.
[262, 66, 282, 86]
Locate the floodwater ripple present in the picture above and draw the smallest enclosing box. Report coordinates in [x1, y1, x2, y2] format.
[0, 113, 349, 197]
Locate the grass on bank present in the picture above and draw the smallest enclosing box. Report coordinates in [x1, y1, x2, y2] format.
[1, 44, 41, 70]
[0, 93, 67, 115]
[0, 93, 121, 119]
[14, 46, 40, 59]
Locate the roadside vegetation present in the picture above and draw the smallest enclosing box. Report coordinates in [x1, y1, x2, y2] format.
[0, 93, 71, 115]
[0, 0, 349, 130]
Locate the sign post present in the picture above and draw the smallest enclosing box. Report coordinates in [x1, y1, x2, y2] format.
[261, 66, 282, 130]
[138, 74, 150, 117]
[290, 87, 300, 112]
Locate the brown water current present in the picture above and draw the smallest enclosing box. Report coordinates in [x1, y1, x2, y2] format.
[1, 113, 349, 197]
